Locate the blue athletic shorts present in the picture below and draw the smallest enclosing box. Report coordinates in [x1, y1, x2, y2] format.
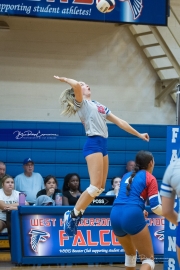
[110, 204, 147, 237]
[176, 222, 180, 248]
[83, 136, 108, 158]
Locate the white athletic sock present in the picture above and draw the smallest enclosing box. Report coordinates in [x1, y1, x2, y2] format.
[73, 208, 80, 217]
[80, 209, 85, 215]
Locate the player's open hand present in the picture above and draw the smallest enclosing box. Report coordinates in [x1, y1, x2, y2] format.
[140, 133, 149, 142]
[54, 76, 67, 82]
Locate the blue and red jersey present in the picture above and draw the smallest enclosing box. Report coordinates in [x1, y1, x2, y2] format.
[114, 170, 160, 211]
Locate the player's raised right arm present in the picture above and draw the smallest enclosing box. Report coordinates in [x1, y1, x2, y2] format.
[54, 76, 83, 102]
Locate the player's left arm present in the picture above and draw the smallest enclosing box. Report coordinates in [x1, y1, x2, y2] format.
[147, 175, 162, 216]
[106, 113, 149, 141]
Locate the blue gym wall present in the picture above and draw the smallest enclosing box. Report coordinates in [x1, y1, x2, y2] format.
[0, 121, 167, 192]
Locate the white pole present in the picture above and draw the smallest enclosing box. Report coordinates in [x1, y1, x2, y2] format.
[176, 84, 180, 125]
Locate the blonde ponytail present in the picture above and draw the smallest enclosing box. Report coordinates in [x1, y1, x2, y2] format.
[59, 88, 77, 117]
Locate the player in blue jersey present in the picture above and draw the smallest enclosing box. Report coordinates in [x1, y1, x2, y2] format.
[110, 150, 162, 270]
[54, 76, 149, 238]
[160, 158, 179, 264]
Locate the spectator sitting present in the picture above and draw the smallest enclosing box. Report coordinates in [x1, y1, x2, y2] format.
[14, 158, 44, 205]
[106, 176, 121, 197]
[126, 160, 135, 173]
[36, 175, 61, 201]
[62, 173, 81, 206]
[0, 175, 28, 233]
[0, 161, 8, 189]
[35, 195, 55, 206]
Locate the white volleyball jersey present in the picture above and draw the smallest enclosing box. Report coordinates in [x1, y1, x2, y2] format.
[160, 158, 180, 222]
[74, 99, 111, 138]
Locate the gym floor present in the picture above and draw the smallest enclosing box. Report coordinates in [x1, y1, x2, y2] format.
[0, 262, 164, 269]
[0, 247, 164, 269]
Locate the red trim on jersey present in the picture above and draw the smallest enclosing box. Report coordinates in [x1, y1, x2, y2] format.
[140, 171, 158, 200]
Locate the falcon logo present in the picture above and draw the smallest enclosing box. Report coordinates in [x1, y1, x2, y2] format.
[29, 229, 50, 253]
[154, 229, 164, 241]
[120, 0, 143, 20]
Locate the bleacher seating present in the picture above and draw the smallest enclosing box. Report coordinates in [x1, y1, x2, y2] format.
[0, 231, 10, 256]
[0, 121, 167, 192]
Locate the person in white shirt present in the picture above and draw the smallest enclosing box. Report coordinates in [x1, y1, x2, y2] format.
[0, 175, 28, 232]
[160, 158, 180, 264]
[14, 158, 44, 205]
[106, 176, 121, 197]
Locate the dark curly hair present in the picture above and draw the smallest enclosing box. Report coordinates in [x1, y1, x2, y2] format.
[62, 173, 81, 192]
[126, 150, 154, 195]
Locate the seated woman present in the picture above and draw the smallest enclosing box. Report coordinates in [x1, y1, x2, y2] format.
[0, 175, 28, 233]
[36, 175, 61, 201]
[62, 173, 81, 206]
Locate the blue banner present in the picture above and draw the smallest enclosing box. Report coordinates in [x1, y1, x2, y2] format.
[146, 214, 164, 255]
[21, 213, 164, 257]
[166, 126, 180, 165]
[163, 126, 180, 270]
[0, 0, 168, 26]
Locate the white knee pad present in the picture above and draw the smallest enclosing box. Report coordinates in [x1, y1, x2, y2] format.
[86, 185, 101, 198]
[125, 254, 137, 267]
[142, 259, 155, 270]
